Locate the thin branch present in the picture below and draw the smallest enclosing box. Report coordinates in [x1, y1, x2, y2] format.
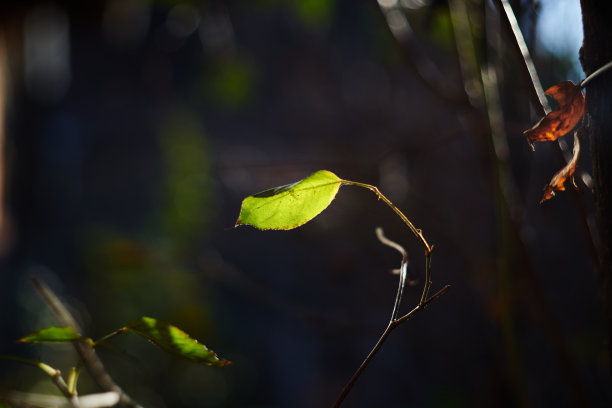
[340, 180, 433, 254]
[330, 219, 447, 408]
[493, 0, 550, 114]
[374, 229, 417, 284]
[418, 251, 433, 306]
[331, 282, 450, 408]
[93, 328, 127, 347]
[579, 59, 612, 88]
[376, 227, 409, 321]
[396, 284, 452, 324]
[330, 323, 394, 408]
[31, 277, 143, 408]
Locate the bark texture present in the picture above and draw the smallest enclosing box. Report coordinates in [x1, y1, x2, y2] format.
[579, 0, 612, 375]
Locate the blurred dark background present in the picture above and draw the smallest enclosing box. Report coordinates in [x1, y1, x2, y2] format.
[0, 0, 610, 407]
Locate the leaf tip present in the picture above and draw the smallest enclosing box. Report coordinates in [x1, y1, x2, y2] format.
[540, 186, 555, 203]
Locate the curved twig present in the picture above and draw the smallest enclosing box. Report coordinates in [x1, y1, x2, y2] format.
[331, 224, 447, 408]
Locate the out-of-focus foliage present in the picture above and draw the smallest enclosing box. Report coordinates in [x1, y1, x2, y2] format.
[204, 57, 256, 110]
[291, 0, 336, 30]
[159, 110, 213, 245]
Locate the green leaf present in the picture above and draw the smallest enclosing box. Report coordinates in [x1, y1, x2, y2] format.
[235, 170, 342, 230]
[124, 317, 230, 367]
[18, 326, 81, 343]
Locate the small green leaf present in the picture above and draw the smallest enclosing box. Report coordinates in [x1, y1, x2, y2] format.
[124, 317, 230, 367]
[236, 170, 342, 230]
[18, 326, 81, 343]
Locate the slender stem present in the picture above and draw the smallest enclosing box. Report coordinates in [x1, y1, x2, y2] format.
[331, 323, 394, 408]
[492, 0, 550, 115]
[331, 223, 446, 408]
[331, 283, 451, 408]
[67, 366, 82, 396]
[376, 227, 408, 321]
[419, 251, 433, 306]
[580, 59, 612, 88]
[341, 180, 433, 254]
[94, 328, 127, 347]
[329, 182, 445, 407]
[396, 285, 451, 324]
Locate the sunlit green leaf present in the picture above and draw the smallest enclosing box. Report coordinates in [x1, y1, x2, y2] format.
[235, 170, 342, 230]
[124, 317, 230, 367]
[236, 170, 342, 230]
[18, 326, 81, 343]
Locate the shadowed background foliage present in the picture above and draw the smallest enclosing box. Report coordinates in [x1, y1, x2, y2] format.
[0, 0, 610, 407]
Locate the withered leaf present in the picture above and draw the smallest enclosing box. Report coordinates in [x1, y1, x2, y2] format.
[540, 133, 580, 203]
[524, 81, 585, 150]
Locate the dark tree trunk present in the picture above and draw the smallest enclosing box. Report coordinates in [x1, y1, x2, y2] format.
[580, 0, 612, 376]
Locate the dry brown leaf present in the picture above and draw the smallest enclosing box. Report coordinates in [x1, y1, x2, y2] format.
[540, 133, 580, 203]
[524, 81, 585, 150]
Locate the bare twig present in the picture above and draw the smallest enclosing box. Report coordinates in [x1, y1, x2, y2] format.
[331, 226, 447, 408]
[579, 60, 612, 88]
[331, 281, 449, 408]
[376, 227, 410, 321]
[493, 0, 549, 114]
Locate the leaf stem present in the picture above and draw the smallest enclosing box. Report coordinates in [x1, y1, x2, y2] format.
[342, 179, 435, 308]
[93, 328, 127, 347]
[340, 180, 433, 254]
